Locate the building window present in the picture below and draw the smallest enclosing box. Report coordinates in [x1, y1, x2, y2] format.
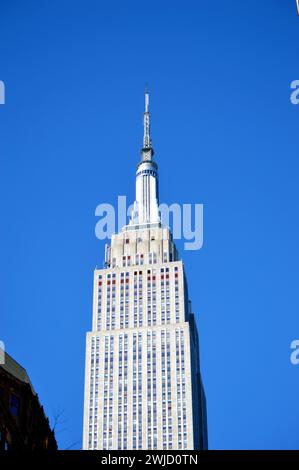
[122, 255, 131, 267]
[10, 394, 20, 417]
[135, 253, 144, 266]
[148, 252, 157, 265]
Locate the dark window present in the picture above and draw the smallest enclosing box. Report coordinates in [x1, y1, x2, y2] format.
[10, 394, 20, 416]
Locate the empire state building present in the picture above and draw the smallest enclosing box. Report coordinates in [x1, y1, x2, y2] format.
[83, 90, 208, 450]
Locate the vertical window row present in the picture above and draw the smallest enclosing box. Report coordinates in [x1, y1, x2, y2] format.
[88, 336, 95, 449]
[103, 335, 114, 449]
[166, 331, 173, 448]
[132, 332, 143, 448]
[134, 271, 143, 327]
[106, 273, 116, 330]
[147, 333, 152, 448]
[120, 272, 130, 329]
[118, 334, 123, 449]
[106, 279, 111, 331]
[97, 275, 102, 330]
[180, 329, 187, 448]
[123, 335, 128, 448]
[160, 268, 170, 324]
[147, 332, 157, 449]
[147, 271, 151, 326]
[176, 329, 187, 449]
[161, 330, 173, 450]
[118, 334, 128, 449]
[120, 276, 124, 329]
[88, 337, 100, 449]
[161, 331, 167, 449]
[137, 333, 143, 448]
[147, 270, 157, 326]
[124, 273, 129, 328]
[108, 336, 114, 449]
[111, 274, 116, 329]
[174, 267, 180, 322]
[161, 271, 165, 324]
[132, 334, 137, 449]
[102, 336, 109, 449]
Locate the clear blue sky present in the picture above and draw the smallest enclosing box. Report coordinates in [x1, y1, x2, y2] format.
[1, 0, 299, 450]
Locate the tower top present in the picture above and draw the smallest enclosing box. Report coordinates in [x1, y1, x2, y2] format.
[145, 83, 149, 112]
[141, 85, 154, 161]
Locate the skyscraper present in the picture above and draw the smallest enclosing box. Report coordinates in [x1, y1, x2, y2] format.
[83, 90, 208, 450]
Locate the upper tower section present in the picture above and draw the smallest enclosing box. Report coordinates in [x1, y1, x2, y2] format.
[130, 87, 160, 227]
[104, 89, 179, 269]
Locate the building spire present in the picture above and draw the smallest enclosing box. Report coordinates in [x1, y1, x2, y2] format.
[145, 83, 149, 112]
[141, 84, 154, 161]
